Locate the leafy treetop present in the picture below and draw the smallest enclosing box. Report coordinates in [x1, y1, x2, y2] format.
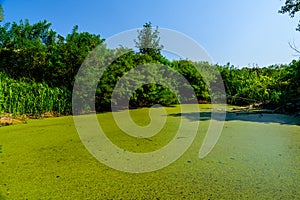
[134, 22, 163, 60]
[279, 0, 300, 31]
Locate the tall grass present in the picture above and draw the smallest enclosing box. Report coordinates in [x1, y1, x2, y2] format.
[0, 72, 71, 117]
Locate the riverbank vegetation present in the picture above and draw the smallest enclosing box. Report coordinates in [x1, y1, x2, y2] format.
[0, 20, 299, 119]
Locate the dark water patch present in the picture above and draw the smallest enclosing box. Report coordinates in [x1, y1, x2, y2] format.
[169, 112, 300, 126]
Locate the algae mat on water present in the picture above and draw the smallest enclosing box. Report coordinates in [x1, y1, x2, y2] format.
[0, 105, 300, 199]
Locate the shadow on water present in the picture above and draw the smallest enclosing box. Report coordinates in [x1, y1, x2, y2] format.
[169, 111, 300, 126]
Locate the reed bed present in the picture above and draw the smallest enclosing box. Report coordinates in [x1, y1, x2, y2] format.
[0, 72, 71, 118]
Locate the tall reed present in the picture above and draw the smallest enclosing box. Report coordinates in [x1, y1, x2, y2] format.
[0, 72, 71, 117]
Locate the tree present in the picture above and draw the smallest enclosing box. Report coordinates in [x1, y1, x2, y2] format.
[134, 22, 163, 60]
[56, 25, 104, 89]
[279, 0, 300, 31]
[0, 20, 53, 80]
[0, 4, 3, 22]
[279, 1, 300, 56]
[0, 20, 103, 89]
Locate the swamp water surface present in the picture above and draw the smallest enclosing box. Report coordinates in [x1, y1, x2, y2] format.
[0, 106, 299, 199]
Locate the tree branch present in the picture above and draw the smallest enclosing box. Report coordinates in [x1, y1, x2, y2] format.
[288, 41, 300, 56]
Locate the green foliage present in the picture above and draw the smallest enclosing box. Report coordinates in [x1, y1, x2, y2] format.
[279, 0, 300, 31]
[0, 19, 104, 90]
[171, 60, 213, 101]
[93, 49, 211, 111]
[279, 60, 300, 100]
[218, 61, 300, 108]
[56, 25, 104, 89]
[134, 22, 163, 60]
[218, 64, 284, 106]
[0, 4, 3, 22]
[0, 72, 71, 116]
[0, 19, 299, 116]
[95, 51, 178, 111]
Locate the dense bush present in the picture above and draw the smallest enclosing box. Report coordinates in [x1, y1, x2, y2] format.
[218, 61, 300, 108]
[0, 20, 103, 90]
[93, 51, 210, 111]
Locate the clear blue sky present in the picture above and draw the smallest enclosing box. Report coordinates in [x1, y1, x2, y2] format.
[1, 0, 300, 67]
